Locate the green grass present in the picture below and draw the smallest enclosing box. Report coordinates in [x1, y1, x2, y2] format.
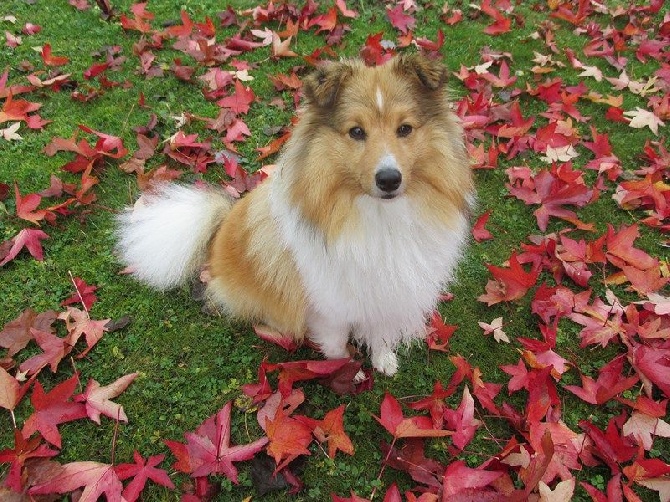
[1, 1, 668, 500]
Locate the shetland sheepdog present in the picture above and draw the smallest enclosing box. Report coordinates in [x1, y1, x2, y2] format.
[116, 53, 474, 376]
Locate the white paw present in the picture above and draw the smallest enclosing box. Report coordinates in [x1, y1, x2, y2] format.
[372, 351, 398, 376]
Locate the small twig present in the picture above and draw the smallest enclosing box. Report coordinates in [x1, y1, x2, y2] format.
[475, 407, 505, 450]
[67, 270, 89, 317]
[111, 411, 121, 465]
[370, 437, 396, 500]
[69, 357, 83, 393]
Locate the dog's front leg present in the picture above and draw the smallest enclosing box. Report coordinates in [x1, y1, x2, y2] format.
[370, 348, 398, 376]
[306, 310, 351, 360]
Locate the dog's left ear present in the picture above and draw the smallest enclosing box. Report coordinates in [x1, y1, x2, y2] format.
[395, 53, 447, 91]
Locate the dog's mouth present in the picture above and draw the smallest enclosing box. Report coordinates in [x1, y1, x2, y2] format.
[380, 193, 398, 200]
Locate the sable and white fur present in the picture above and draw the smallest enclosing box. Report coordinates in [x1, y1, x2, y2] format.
[116, 54, 474, 376]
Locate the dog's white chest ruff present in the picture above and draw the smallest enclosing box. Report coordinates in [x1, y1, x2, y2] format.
[271, 178, 468, 347]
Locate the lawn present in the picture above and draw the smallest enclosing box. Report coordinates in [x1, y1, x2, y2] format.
[1, 0, 669, 500]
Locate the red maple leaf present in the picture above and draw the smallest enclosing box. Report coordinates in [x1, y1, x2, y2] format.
[225, 117, 252, 144]
[605, 224, 667, 294]
[443, 386, 482, 451]
[525, 366, 560, 424]
[114, 451, 175, 502]
[409, 380, 455, 430]
[75, 372, 138, 424]
[472, 210, 494, 242]
[165, 402, 268, 483]
[360, 32, 395, 66]
[241, 359, 274, 404]
[500, 358, 531, 393]
[0, 228, 49, 266]
[61, 276, 98, 311]
[0, 366, 33, 413]
[606, 224, 656, 270]
[318, 360, 372, 396]
[506, 164, 595, 232]
[18, 328, 69, 375]
[40, 43, 69, 66]
[309, 7, 338, 33]
[59, 307, 109, 356]
[564, 355, 639, 405]
[78, 124, 128, 159]
[256, 129, 291, 160]
[442, 460, 505, 497]
[267, 358, 351, 397]
[550, 0, 592, 25]
[425, 311, 457, 352]
[14, 184, 47, 225]
[496, 102, 535, 139]
[0, 94, 42, 126]
[374, 392, 452, 439]
[295, 404, 354, 459]
[568, 293, 625, 348]
[386, 4, 415, 34]
[165, 10, 194, 38]
[478, 251, 540, 305]
[382, 438, 444, 489]
[335, 0, 358, 18]
[481, 60, 517, 88]
[22, 374, 87, 448]
[265, 408, 312, 471]
[0, 429, 58, 492]
[120, 2, 154, 33]
[415, 29, 445, 52]
[480, 0, 512, 35]
[628, 342, 670, 398]
[579, 418, 637, 473]
[0, 308, 56, 357]
[217, 79, 256, 115]
[29, 461, 123, 500]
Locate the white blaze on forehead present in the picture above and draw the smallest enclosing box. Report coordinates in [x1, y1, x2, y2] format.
[376, 87, 384, 111]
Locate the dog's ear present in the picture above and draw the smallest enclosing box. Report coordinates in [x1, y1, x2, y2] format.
[303, 61, 354, 108]
[395, 53, 447, 91]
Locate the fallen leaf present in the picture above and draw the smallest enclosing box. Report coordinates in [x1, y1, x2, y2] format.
[22, 374, 87, 448]
[0, 228, 49, 266]
[624, 107, 665, 135]
[29, 461, 123, 500]
[374, 392, 452, 439]
[115, 451, 175, 501]
[166, 401, 268, 483]
[75, 372, 138, 424]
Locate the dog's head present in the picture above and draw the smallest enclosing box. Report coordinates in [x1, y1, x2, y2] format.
[282, 54, 472, 240]
[301, 54, 454, 200]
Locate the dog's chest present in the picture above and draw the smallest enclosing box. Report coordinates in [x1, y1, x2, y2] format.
[276, 193, 467, 325]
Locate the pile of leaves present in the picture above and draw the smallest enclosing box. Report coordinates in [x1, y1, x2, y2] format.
[1, 0, 670, 500]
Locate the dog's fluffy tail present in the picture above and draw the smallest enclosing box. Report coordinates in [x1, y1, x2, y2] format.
[116, 184, 232, 290]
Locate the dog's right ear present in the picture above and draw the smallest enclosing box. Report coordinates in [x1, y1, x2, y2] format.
[303, 62, 354, 108]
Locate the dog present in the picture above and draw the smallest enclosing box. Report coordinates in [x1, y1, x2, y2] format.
[116, 53, 474, 376]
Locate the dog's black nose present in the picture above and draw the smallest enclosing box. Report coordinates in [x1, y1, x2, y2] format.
[375, 168, 402, 193]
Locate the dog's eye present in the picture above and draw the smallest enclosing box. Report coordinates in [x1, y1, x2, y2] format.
[349, 127, 367, 141]
[397, 124, 413, 138]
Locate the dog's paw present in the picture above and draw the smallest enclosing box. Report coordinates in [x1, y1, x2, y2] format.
[372, 351, 398, 376]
